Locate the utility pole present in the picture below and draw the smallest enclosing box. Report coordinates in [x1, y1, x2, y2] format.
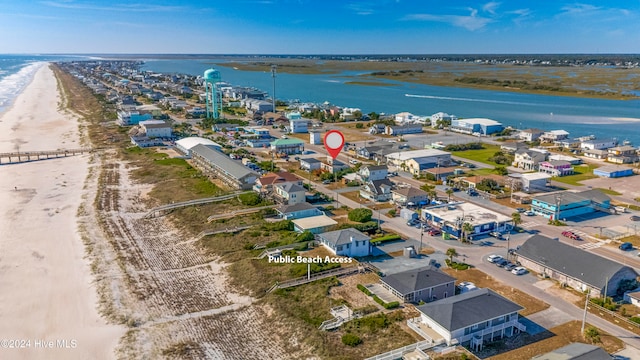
[420, 230, 424, 254]
[581, 291, 590, 334]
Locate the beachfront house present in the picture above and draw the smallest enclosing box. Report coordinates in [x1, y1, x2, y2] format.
[540, 130, 569, 143]
[385, 124, 423, 136]
[430, 112, 457, 128]
[410, 288, 525, 350]
[316, 228, 371, 257]
[580, 138, 618, 151]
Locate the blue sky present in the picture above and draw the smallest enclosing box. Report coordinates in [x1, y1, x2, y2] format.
[1, 1, 639, 54]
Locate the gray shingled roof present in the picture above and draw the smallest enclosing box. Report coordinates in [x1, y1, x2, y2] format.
[276, 183, 306, 193]
[318, 228, 370, 247]
[415, 288, 523, 331]
[381, 267, 455, 295]
[531, 342, 612, 360]
[392, 186, 428, 198]
[191, 144, 259, 180]
[516, 235, 636, 290]
[277, 202, 318, 214]
[534, 189, 610, 207]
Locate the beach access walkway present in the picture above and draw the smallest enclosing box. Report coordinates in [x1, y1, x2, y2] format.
[143, 191, 253, 218]
[0, 148, 93, 164]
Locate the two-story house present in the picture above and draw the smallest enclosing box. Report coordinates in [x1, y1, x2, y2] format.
[358, 164, 388, 182]
[513, 149, 548, 171]
[410, 288, 526, 351]
[518, 128, 544, 142]
[360, 178, 394, 202]
[253, 171, 302, 194]
[607, 145, 639, 164]
[538, 160, 574, 177]
[274, 183, 306, 205]
[380, 267, 456, 303]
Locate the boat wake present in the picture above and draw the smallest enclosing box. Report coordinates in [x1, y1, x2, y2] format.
[405, 93, 533, 106]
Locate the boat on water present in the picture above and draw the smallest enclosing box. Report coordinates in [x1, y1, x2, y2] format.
[623, 139, 632, 146]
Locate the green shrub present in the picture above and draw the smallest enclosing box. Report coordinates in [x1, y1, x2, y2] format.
[387, 209, 396, 217]
[348, 208, 373, 223]
[295, 231, 314, 243]
[384, 301, 400, 309]
[341, 333, 362, 347]
[630, 317, 640, 324]
[445, 259, 470, 270]
[370, 234, 401, 244]
[357, 284, 372, 296]
[238, 192, 262, 206]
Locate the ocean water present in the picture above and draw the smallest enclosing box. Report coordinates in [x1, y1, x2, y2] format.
[0, 55, 86, 115]
[141, 58, 640, 145]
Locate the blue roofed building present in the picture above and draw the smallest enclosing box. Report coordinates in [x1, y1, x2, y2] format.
[530, 189, 611, 220]
[450, 118, 504, 136]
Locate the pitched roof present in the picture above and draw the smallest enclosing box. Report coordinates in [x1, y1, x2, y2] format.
[270, 138, 304, 146]
[382, 267, 455, 295]
[516, 235, 636, 290]
[534, 189, 610, 207]
[363, 164, 388, 171]
[416, 288, 523, 331]
[190, 144, 258, 180]
[277, 202, 318, 214]
[365, 178, 394, 194]
[318, 228, 370, 247]
[276, 183, 306, 193]
[531, 342, 612, 360]
[392, 186, 428, 198]
[259, 171, 300, 185]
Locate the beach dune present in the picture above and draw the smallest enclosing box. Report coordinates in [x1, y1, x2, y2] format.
[0, 65, 123, 359]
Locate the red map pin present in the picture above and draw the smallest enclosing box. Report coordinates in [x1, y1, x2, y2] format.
[324, 130, 345, 159]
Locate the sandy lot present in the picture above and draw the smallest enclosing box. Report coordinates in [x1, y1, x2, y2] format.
[0, 65, 123, 359]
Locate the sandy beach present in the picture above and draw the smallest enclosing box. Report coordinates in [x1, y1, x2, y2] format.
[0, 65, 123, 359]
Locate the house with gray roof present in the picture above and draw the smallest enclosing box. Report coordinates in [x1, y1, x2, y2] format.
[360, 178, 394, 202]
[316, 228, 371, 257]
[412, 288, 525, 350]
[532, 343, 612, 360]
[391, 186, 429, 206]
[380, 267, 455, 303]
[515, 235, 638, 297]
[276, 202, 323, 220]
[190, 144, 259, 190]
[274, 183, 306, 205]
[358, 164, 388, 182]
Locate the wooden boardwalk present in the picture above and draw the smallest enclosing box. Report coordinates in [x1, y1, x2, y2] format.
[143, 191, 252, 218]
[0, 148, 92, 165]
[206, 205, 278, 222]
[266, 264, 371, 293]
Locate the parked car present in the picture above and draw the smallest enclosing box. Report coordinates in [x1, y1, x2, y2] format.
[322, 180, 331, 185]
[504, 263, 517, 271]
[619, 242, 633, 251]
[512, 267, 528, 275]
[487, 254, 503, 263]
[495, 259, 509, 267]
[516, 208, 526, 213]
[427, 229, 441, 236]
[489, 231, 504, 240]
[525, 211, 535, 216]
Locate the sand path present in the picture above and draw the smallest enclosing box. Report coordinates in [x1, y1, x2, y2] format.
[0, 64, 123, 359]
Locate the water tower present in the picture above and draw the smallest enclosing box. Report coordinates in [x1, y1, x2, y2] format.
[204, 68, 222, 119]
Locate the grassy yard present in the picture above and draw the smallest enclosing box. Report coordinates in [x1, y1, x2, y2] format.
[551, 163, 599, 186]
[485, 320, 623, 360]
[450, 144, 503, 166]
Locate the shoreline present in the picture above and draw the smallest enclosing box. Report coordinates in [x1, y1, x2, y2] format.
[0, 64, 123, 359]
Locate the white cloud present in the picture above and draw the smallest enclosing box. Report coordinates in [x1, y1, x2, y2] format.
[403, 8, 493, 31]
[482, 2, 500, 15]
[40, 1, 186, 12]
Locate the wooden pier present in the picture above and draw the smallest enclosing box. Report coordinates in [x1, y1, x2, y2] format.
[0, 148, 92, 165]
